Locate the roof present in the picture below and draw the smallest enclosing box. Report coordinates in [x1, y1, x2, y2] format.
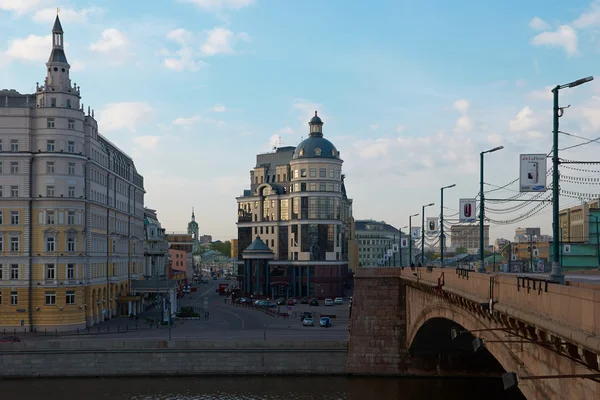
[48, 48, 68, 64]
[0, 90, 35, 108]
[243, 236, 273, 253]
[52, 15, 64, 33]
[355, 220, 402, 235]
[309, 111, 323, 125]
[292, 136, 339, 160]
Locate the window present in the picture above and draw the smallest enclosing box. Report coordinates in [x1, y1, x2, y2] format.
[68, 119, 75, 130]
[47, 211, 55, 225]
[309, 183, 316, 191]
[294, 170, 299, 179]
[66, 291, 75, 304]
[310, 168, 316, 178]
[45, 291, 56, 305]
[66, 99, 72, 109]
[0, 139, 2, 151]
[11, 162, 18, 174]
[47, 140, 55, 151]
[47, 186, 55, 197]
[68, 141, 75, 152]
[10, 291, 18, 305]
[10, 237, 19, 252]
[112, 240, 116, 253]
[67, 237, 76, 252]
[68, 162, 75, 175]
[67, 264, 75, 279]
[10, 186, 18, 197]
[0, 186, 2, 197]
[0, 211, 3, 224]
[47, 118, 55, 128]
[50, 98, 56, 107]
[11, 139, 18, 152]
[319, 168, 326, 177]
[320, 183, 326, 191]
[329, 169, 334, 178]
[46, 161, 55, 174]
[46, 264, 55, 279]
[0, 161, 2, 173]
[301, 169, 307, 178]
[10, 264, 19, 280]
[0, 237, 2, 253]
[67, 211, 75, 225]
[68, 186, 75, 198]
[10, 211, 19, 225]
[46, 236, 55, 252]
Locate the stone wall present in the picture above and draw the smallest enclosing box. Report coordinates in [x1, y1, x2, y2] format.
[0, 339, 348, 378]
[346, 267, 407, 375]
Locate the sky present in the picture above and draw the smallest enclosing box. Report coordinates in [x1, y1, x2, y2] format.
[2, 0, 600, 244]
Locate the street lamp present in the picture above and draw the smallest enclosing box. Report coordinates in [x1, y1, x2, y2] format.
[408, 214, 419, 266]
[479, 146, 504, 273]
[421, 203, 435, 267]
[440, 184, 456, 268]
[400, 225, 407, 267]
[551, 76, 594, 284]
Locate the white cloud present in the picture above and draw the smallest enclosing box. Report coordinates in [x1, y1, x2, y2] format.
[200, 27, 250, 55]
[210, 104, 226, 112]
[133, 135, 160, 151]
[453, 99, 470, 114]
[370, 124, 380, 130]
[395, 125, 406, 133]
[573, 1, 600, 29]
[292, 100, 326, 124]
[3, 34, 50, 62]
[181, 0, 254, 11]
[173, 116, 203, 125]
[516, 79, 527, 88]
[277, 127, 294, 135]
[97, 102, 154, 133]
[509, 106, 538, 131]
[32, 7, 101, 24]
[90, 28, 128, 53]
[531, 25, 578, 56]
[70, 60, 85, 71]
[529, 16, 550, 31]
[0, 0, 44, 15]
[527, 86, 553, 101]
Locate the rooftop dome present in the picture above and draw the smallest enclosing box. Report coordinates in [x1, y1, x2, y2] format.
[292, 111, 340, 160]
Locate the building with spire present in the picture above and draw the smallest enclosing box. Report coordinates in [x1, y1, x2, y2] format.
[187, 208, 200, 253]
[236, 112, 353, 298]
[0, 16, 146, 331]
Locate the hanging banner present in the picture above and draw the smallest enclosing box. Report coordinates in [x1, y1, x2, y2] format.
[426, 217, 439, 234]
[377, 259, 383, 266]
[533, 249, 539, 257]
[511, 254, 517, 261]
[459, 198, 477, 223]
[519, 154, 547, 192]
[392, 244, 399, 253]
[400, 237, 409, 248]
[563, 245, 571, 254]
[411, 227, 420, 239]
[387, 249, 393, 257]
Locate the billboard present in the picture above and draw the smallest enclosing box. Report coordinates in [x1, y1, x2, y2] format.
[411, 227, 421, 239]
[426, 217, 439, 234]
[519, 154, 547, 192]
[392, 244, 399, 253]
[459, 198, 477, 223]
[400, 237, 409, 248]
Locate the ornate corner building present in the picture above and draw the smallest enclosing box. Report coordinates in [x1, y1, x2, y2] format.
[236, 112, 353, 298]
[0, 16, 145, 331]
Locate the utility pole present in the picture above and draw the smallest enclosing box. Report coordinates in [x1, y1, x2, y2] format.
[440, 184, 456, 268]
[530, 234, 534, 273]
[479, 146, 504, 273]
[421, 203, 434, 266]
[409, 214, 419, 266]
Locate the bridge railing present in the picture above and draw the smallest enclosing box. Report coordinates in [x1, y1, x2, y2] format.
[384, 267, 600, 344]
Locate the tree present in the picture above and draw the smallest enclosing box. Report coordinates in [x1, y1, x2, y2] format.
[210, 241, 231, 257]
[455, 247, 468, 255]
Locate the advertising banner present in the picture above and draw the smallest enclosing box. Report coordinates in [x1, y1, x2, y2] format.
[519, 154, 547, 192]
[400, 237, 409, 248]
[387, 249, 393, 257]
[411, 227, 421, 239]
[459, 198, 477, 223]
[392, 244, 399, 253]
[426, 217, 439, 234]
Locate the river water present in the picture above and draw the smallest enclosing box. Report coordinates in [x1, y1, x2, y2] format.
[0, 376, 524, 399]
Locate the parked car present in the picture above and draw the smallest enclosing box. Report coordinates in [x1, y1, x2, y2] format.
[300, 297, 309, 304]
[309, 298, 319, 306]
[300, 312, 313, 321]
[0, 336, 20, 343]
[276, 297, 286, 305]
[334, 297, 343, 305]
[302, 318, 314, 327]
[201, 278, 209, 284]
[319, 317, 331, 328]
[286, 298, 296, 306]
[212, 276, 218, 280]
[324, 298, 334, 306]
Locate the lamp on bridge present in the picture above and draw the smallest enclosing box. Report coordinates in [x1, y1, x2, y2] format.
[408, 213, 419, 266]
[502, 371, 600, 391]
[421, 203, 434, 267]
[440, 184, 456, 268]
[479, 146, 503, 273]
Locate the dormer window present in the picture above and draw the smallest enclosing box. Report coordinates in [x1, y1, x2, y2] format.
[314, 148, 322, 157]
[299, 149, 304, 157]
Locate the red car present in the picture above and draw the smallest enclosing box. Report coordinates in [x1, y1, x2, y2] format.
[0, 336, 21, 343]
[286, 298, 296, 306]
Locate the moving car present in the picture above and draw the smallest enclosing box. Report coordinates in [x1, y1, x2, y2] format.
[0, 336, 21, 342]
[334, 297, 343, 305]
[300, 297, 309, 304]
[319, 317, 331, 328]
[309, 298, 319, 306]
[300, 312, 313, 321]
[324, 298, 333, 306]
[276, 297, 286, 305]
[302, 318, 314, 327]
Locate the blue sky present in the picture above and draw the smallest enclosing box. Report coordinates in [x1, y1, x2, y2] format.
[2, 0, 600, 244]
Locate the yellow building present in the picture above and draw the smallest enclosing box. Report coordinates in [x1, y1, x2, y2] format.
[559, 200, 600, 243]
[231, 239, 239, 259]
[0, 16, 145, 332]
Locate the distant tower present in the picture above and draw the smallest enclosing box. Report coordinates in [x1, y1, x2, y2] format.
[187, 208, 200, 253]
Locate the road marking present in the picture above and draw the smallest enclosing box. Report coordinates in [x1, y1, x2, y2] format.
[217, 308, 245, 330]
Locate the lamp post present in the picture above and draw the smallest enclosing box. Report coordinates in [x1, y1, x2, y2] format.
[409, 214, 419, 266]
[440, 184, 456, 268]
[551, 76, 594, 283]
[479, 146, 504, 273]
[400, 225, 407, 267]
[422, 203, 435, 267]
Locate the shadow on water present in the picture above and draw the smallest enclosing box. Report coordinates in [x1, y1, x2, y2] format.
[0, 376, 525, 400]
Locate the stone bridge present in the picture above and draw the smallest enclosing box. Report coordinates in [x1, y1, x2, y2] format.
[347, 267, 600, 400]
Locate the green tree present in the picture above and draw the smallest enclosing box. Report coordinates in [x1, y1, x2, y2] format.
[210, 241, 232, 257]
[455, 246, 468, 255]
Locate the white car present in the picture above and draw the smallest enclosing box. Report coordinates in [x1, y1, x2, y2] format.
[302, 318, 314, 327]
[334, 297, 343, 305]
[324, 298, 333, 306]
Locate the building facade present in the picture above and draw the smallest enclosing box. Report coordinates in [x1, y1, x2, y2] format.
[0, 16, 145, 331]
[559, 200, 600, 244]
[236, 112, 353, 298]
[230, 238, 239, 259]
[167, 233, 194, 278]
[142, 208, 168, 278]
[187, 209, 200, 253]
[355, 219, 408, 267]
[199, 234, 212, 244]
[450, 224, 490, 251]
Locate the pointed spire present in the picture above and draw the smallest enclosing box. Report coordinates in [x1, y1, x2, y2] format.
[191, 207, 195, 220]
[52, 15, 64, 33]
